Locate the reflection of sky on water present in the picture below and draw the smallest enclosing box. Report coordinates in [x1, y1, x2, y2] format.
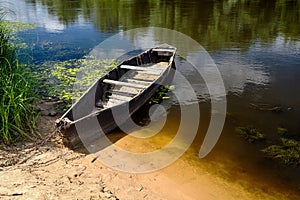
[1, 0, 66, 32]
[123, 27, 272, 97]
[173, 56, 270, 101]
[215, 53, 270, 94]
[0, 1, 105, 63]
[2, 0, 299, 98]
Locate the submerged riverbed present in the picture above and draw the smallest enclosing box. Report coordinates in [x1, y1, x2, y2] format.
[2, 0, 300, 198]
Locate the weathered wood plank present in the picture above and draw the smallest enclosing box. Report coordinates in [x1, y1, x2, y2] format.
[120, 65, 147, 71]
[126, 79, 152, 85]
[103, 79, 147, 89]
[120, 65, 162, 73]
[131, 73, 157, 81]
[105, 99, 124, 107]
[134, 70, 161, 75]
[109, 94, 132, 101]
[110, 90, 137, 97]
[152, 48, 175, 53]
[57, 44, 176, 150]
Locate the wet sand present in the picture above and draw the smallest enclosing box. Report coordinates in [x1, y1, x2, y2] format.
[0, 115, 292, 199]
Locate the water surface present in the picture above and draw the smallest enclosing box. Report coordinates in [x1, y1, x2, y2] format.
[2, 0, 300, 198]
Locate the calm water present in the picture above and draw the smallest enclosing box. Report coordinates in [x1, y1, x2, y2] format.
[2, 0, 300, 197]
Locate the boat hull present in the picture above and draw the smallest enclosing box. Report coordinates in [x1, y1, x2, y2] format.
[57, 44, 176, 150]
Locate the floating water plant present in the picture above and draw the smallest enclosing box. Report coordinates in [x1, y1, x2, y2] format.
[148, 85, 175, 105]
[277, 127, 288, 135]
[249, 103, 292, 113]
[37, 57, 117, 109]
[262, 138, 300, 166]
[236, 127, 265, 143]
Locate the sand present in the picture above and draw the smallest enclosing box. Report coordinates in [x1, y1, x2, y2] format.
[0, 115, 291, 200]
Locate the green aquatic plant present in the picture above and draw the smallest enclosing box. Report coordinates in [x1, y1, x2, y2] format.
[39, 58, 174, 110]
[236, 127, 265, 143]
[262, 138, 300, 166]
[0, 19, 35, 50]
[249, 102, 292, 113]
[37, 57, 117, 109]
[148, 85, 175, 105]
[0, 17, 38, 144]
[277, 127, 288, 135]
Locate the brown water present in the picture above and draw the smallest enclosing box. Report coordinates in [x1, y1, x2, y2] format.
[2, 0, 300, 198]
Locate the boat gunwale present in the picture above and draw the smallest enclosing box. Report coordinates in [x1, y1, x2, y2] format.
[57, 45, 176, 127]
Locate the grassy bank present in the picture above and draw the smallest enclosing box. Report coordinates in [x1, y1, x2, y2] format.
[0, 12, 38, 144]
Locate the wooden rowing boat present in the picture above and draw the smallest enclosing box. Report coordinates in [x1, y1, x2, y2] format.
[56, 44, 176, 149]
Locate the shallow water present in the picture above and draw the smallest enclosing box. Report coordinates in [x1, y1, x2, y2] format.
[2, 0, 300, 197]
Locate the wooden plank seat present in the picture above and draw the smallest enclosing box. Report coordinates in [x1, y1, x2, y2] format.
[152, 48, 175, 53]
[127, 77, 153, 82]
[120, 65, 149, 71]
[120, 65, 162, 74]
[103, 79, 147, 89]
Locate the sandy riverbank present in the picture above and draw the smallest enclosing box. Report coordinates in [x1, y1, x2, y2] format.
[0, 115, 292, 200]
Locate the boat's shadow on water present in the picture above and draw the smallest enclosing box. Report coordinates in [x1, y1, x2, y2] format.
[74, 62, 176, 155]
[74, 104, 153, 154]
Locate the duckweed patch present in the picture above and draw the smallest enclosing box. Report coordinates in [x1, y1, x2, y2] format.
[37, 58, 117, 109]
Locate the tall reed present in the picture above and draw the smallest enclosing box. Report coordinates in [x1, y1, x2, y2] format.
[0, 8, 38, 144]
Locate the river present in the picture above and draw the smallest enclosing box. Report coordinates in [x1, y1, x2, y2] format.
[2, 0, 300, 198]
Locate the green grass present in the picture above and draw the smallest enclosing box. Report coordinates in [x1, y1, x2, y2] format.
[0, 12, 38, 144]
